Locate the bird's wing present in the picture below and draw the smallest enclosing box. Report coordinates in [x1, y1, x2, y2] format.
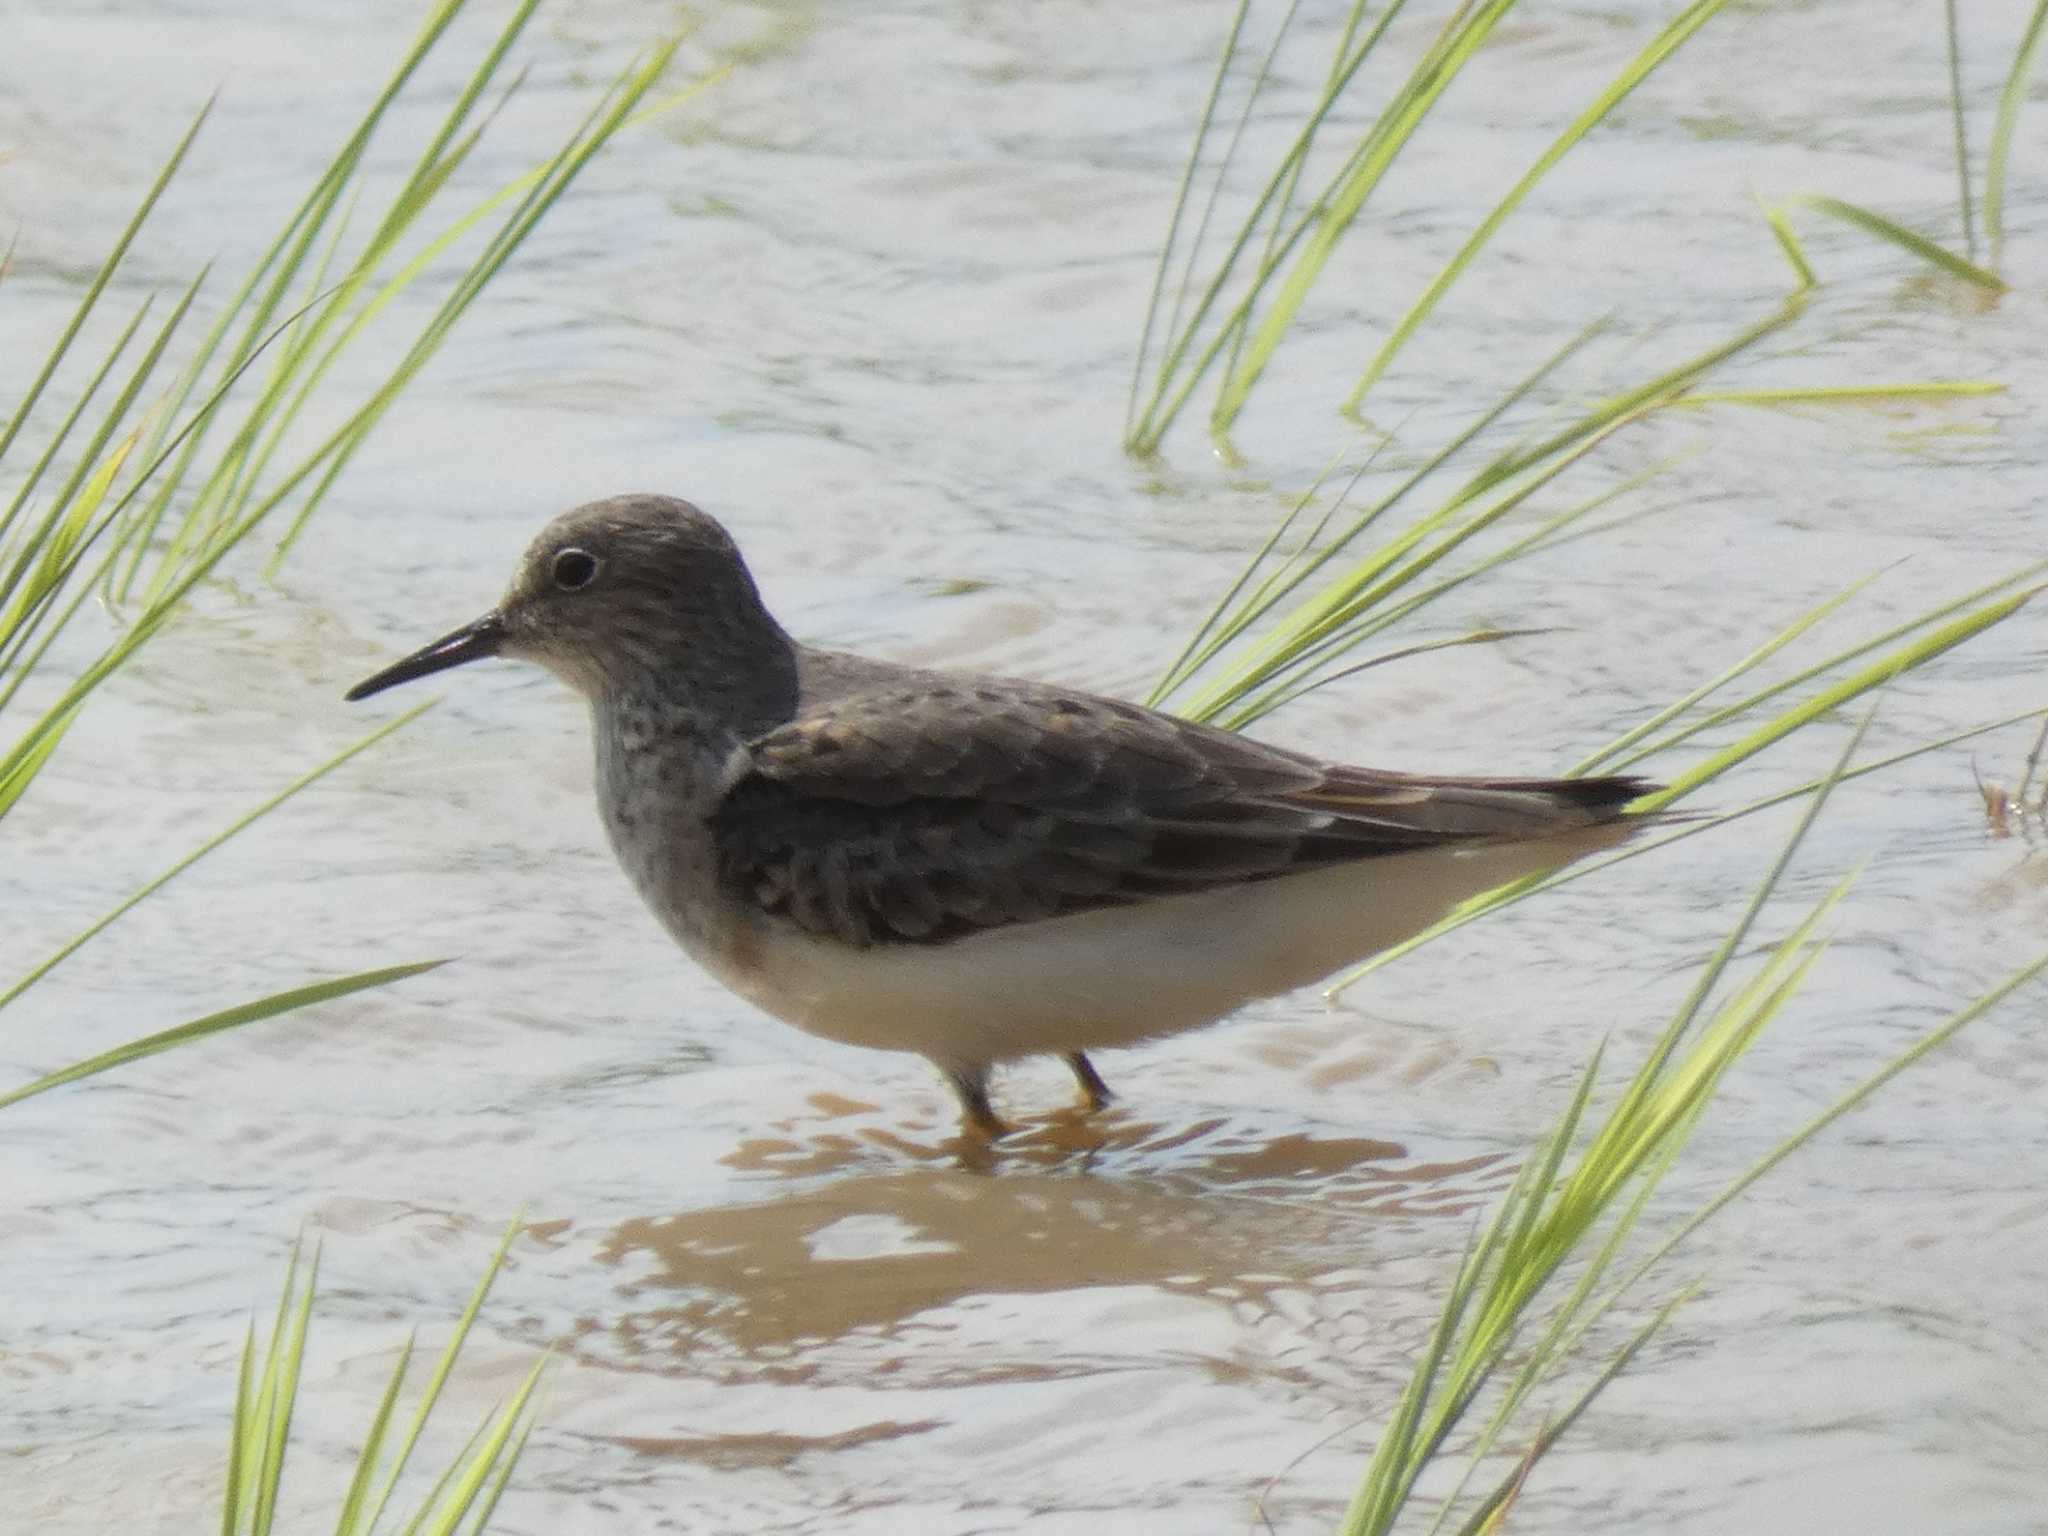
[710, 679, 1650, 948]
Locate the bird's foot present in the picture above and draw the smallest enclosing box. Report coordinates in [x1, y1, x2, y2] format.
[1063, 1050, 1114, 1115]
[942, 1063, 1015, 1141]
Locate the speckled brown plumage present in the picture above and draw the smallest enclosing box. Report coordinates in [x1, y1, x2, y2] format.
[715, 676, 1650, 949]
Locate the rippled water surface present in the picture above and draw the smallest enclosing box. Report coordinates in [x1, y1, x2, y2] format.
[7, 1, 2048, 1531]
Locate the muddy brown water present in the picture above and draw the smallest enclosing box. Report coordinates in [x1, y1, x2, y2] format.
[6, 2, 2048, 1531]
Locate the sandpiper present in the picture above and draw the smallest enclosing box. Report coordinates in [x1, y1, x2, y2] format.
[348, 494, 1655, 1137]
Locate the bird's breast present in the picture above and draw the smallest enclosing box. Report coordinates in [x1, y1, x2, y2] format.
[591, 705, 760, 977]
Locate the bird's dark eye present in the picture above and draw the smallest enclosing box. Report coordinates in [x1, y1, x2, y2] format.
[552, 548, 599, 591]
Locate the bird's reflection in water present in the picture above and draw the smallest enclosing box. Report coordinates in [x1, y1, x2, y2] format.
[561, 1091, 1512, 1373]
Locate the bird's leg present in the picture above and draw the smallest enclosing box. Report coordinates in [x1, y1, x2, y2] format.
[941, 1062, 1012, 1139]
[1064, 1051, 1113, 1113]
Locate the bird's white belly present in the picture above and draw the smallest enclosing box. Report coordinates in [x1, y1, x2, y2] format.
[706, 830, 1620, 1070]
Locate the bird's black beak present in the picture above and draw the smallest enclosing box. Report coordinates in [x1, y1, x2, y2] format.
[345, 611, 507, 701]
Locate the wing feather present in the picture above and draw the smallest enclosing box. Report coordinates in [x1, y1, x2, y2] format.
[711, 681, 1652, 948]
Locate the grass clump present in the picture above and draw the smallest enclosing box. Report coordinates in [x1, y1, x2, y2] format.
[1761, 1, 2046, 287]
[1327, 720, 2048, 1531]
[1, 11, 695, 1527]
[1126, 0, 1750, 453]
[1, 0, 706, 1105]
[1126, 8, 2048, 1523]
[224, 1219, 543, 1536]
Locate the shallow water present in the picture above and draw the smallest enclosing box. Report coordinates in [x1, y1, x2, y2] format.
[6, 1, 2048, 1531]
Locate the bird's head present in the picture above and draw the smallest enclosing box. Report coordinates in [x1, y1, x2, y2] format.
[346, 493, 793, 706]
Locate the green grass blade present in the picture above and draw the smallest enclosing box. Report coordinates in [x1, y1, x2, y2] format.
[1586, 712, 1873, 1201]
[1525, 937, 2048, 1507]
[0, 702, 432, 1016]
[251, 1246, 322, 1536]
[361, 1214, 525, 1534]
[237, 1244, 301, 1530]
[56, 268, 207, 518]
[119, 0, 674, 605]
[1216, 471, 1659, 732]
[1491, 1048, 1606, 1308]
[1796, 194, 2007, 291]
[1124, 0, 1407, 453]
[1326, 583, 2031, 995]
[0, 272, 203, 644]
[1157, 302, 1791, 733]
[1945, 0, 1977, 261]
[0, 429, 140, 671]
[1641, 585, 2036, 808]
[0, 254, 439, 801]
[111, 266, 350, 604]
[1128, 0, 1251, 442]
[219, 1226, 539, 1536]
[1607, 562, 2047, 771]
[1571, 567, 1885, 775]
[0, 962, 446, 1113]
[1510, 299, 1799, 468]
[1985, 0, 2048, 263]
[458, 1390, 542, 1536]
[1215, 0, 1518, 438]
[411, 1355, 549, 1536]
[1448, 1288, 1693, 1536]
[222, 4, 545, 551]
[0, 698, 75, 820]
[1176, 413, 1631, 724]
[1610, 943, 2048, 1328]
[0, 98, 211, 476]
[151, 155, 365, 580]
[1153, 318, 1612, 712]
[1344, 0, 1737, 415]
[1427, 1144, 1680, 1536]
[1331, 699, 2048, 1006]
[1229, 627, 1544, 728]
[1148, 443, 1365, 705]
[221, 1318, 258, 1536]
[264, 37, 688, 571]
[1340, 755, 1857, 1534]
[1672, 381, 2000, 407]
[332, 1334, 417, 1536]
[1217, 0, 1350, 392]
[1758, 196, 1817, 288]
[394, 1418, 497, 1536]
[0, 294, 153, 553]
[0, 280, 357, 772]
[371, 0, 544, 257]
[1354, 1059, 1606, 1530]
[1343, 1209, 1498, 1534]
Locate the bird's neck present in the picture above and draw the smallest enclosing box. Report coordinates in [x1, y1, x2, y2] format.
[587, 689, 750, 960]
[596, 602, 800, 740]
[588, 687, 755, 926]
[590, 632, 798, 809]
